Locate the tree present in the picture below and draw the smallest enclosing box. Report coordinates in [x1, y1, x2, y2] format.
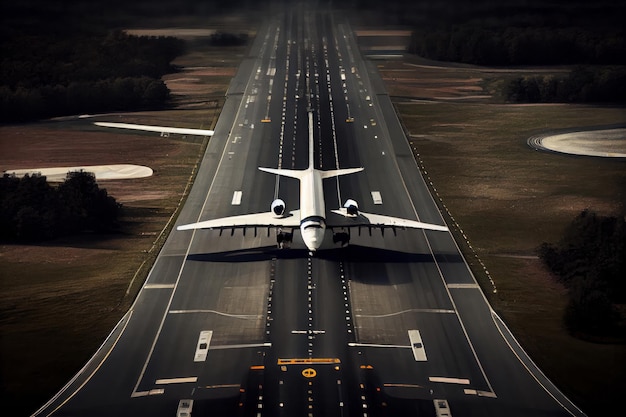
[538, 209, 626, 338]
[0, 171, 120, 242]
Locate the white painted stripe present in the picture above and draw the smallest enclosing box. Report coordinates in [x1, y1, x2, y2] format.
[348, 342, 410, 349]
[169, 309, 261, 319]
[155, 377, 197, 385]
[231, 190, 242, 205]
[194, 330, 212, 362]
[130, 389, 164, 397]
[144, 284, 175, 289]
[371, 191, 383, 205]
[94, 122, 213, 136]
[209, 342, 272, 350]
[429, 376, 471, 385]
[408, 330, 427, 361]
[447, 283, 480, 289]
[464, 389, 497, 398]
[356, 308, 455, 318]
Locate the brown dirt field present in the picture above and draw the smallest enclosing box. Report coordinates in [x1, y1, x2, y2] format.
[0, 37, 244, 415]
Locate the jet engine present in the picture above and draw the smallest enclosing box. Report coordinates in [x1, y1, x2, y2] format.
[343, 199, 359, 216]
[271, 199, 286, 217]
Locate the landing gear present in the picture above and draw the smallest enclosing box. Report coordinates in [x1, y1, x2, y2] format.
[276, 228, 293, 249]
[333, 230, 350, 247]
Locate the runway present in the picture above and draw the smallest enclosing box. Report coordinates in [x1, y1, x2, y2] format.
[34, 6, 585, 417]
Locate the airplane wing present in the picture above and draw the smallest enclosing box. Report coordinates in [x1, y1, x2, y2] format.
[177, 210, 301, 231]
[94, 122, 214, 136]
[328, 208, 448, 232]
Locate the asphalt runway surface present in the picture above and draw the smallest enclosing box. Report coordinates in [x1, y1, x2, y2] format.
[34, 6, 586, 417]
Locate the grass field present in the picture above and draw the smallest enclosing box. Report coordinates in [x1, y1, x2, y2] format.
[380, 58, 625, 415]
[1, 21, 624, 417]
[0, 33, 247, 415]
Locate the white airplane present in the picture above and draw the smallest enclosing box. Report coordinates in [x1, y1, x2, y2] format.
[177, 111, 448, 253]
[94, 122, 214, 137]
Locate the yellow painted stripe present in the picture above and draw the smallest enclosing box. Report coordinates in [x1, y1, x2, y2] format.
[277, 358, 340, 365]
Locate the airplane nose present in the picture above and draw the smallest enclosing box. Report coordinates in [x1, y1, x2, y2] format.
[302, 227, 323, 251]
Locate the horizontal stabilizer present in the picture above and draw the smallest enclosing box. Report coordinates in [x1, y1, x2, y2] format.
[258, 167, 307, 180]
[330, 209, 448, 232]
[319, 167, 364, 179]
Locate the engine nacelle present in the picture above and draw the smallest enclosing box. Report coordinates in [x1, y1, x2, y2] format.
[271, 199, 286, 217]
[343, 199, 359, 216]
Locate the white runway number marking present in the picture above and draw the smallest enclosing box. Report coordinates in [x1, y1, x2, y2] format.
[194, 330, 213, 362]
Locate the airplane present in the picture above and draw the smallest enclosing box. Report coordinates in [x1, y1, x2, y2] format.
[177, 111, 449, 254]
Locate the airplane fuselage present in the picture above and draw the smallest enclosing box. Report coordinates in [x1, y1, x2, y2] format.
[299, 167, 326, 252]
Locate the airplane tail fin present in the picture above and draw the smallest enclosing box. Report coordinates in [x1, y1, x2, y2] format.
[260, 111, 363, 181]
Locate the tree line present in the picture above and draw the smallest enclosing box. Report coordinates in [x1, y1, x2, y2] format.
[504, 66, 626, 104]
[409, 26, 626, 67]
[0, 172, 120, 242]
[0, 30, 185, 122]
[538, 210, 626, 339]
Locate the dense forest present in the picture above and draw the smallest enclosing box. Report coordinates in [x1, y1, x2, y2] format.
[3, 0, 624, 117]
[409, 26, 626, 67]
[504, 66, 626, 104]
[0, 30, 184, 122]
[351, 0, 626, 103]
[538, 210, 626, 339]
[0, 172, 120, 242]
